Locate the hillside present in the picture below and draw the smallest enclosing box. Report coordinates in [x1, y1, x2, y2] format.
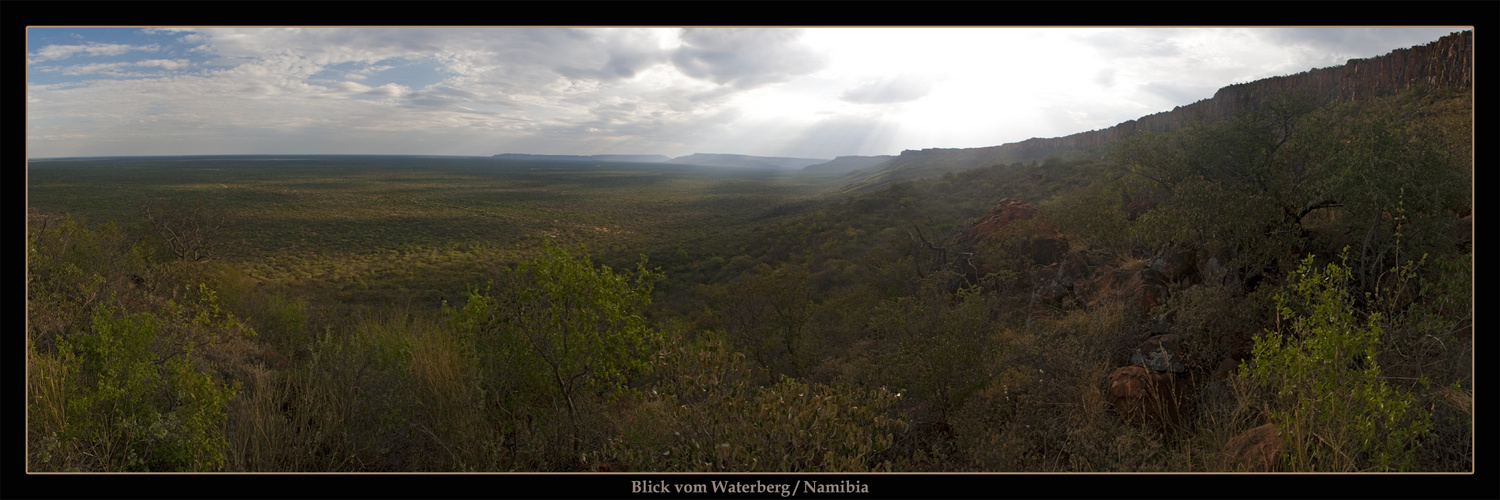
[802, 155, 896, 175]
[837, 30, 1474, 194]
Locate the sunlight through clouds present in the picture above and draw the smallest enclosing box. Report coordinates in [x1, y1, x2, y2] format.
[26, 27, 1466, 159]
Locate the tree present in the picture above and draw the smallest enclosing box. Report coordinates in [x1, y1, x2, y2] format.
[716, 263, 814, 376]
[141, 200, 227, 263]
[1111, 89, 1469, 291]
[452, 244, 660, 456]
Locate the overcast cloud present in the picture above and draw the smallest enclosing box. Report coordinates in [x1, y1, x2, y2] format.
[26, 27, 1467, 159]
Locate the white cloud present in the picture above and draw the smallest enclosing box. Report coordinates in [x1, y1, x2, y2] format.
[671, 28, 826, 89]
[29, 43, 159, 63]
[25, 27, 1468, 159]
[839, 75, 934, 105]
[136, 59, 192, 70]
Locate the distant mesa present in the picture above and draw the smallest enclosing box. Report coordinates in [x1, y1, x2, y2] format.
[665, 153, 831, 170]
[491, 153, 672, 164]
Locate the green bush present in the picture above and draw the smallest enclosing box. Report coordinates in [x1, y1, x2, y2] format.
[450, 243, 660, 465]
[1245, 254, 1430, 471]
[35, 302, 238, 471]
[601, 332, 906, 472]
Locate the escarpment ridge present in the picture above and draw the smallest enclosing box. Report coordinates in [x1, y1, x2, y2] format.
[843, 30, 1473, 192]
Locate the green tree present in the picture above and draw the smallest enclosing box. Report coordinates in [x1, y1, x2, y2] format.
[1113, 90, 1470, 291]
[452, 244, 660, 456]
[716, 263, 815, 376]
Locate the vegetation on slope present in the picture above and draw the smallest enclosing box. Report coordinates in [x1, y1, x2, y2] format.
[26, 88, 1471, 472]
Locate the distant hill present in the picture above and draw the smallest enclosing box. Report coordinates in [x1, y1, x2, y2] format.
[667, 153, 830, 170]
[837, 30, 1474, 195]
[492, 153, 672, 163]
[802, 155, 895, 175]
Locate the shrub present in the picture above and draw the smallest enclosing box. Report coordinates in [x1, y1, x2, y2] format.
[1245, 254, 1430, 471]
[32, 301, 239, 471]
[600, 332, 906, 472]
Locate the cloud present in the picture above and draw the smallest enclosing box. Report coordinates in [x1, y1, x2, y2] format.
[1252, 27, 1466, 66]
[137, 59, 191, 70]
[553, 29, 670, 81]
[366, 83, 410, 97]
[1079, 29, 1184, 59]
[58, 62, 132, 76]
[672, 28, 826, 89]
[1141, 81, 1215, 106]
[1095, 68, 1116, 88]
[29, 42, 160, 63]
[839, 75, 933, 104]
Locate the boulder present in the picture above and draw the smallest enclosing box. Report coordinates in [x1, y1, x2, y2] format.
[1108, 365, 1192, 435]
[967, 198, 1069, 271]
[1029, 251, 1089, 305]
[1130, 334, 1187, 373]
[1201, 256, 1229, 286]
[1211, 357, 1241, 380]
[1220, 423, 1283, 472]
[1150, 247, 1199, 285]
[1074, 267, 1166, 317]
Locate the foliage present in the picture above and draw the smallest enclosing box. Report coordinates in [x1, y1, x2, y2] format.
[450, 243, 661, 458]
[870, 276, 997, 423]
[1246, 254, 1430, 471]
[598, 332, 907, 472]
[1040, 180, 1134, 255]
[713, 263, 815, 376]
[32, 299, 242, 471]
[27, 85, 1470, 472]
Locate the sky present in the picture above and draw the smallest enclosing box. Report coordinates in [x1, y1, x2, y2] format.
[26, 27, 1468, 160]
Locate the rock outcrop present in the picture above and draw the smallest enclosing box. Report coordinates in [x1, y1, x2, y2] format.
[1130, 334, 1187, 374]
[1072, 266, 1167, 316]
[1220, 424, 1284, 472]
[1108, 365, 1192, 435]
[966, 198, 1069, 273]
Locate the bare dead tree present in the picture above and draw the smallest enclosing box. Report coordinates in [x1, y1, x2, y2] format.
[903, 218, 975, 281]
[141, 200, 227, 263]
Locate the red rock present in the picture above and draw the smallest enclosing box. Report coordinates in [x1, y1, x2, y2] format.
[967, 198, 1069, 272]
[260, 350, 291, 371]
[1074, 267, 1167, 318]
[1108, 366, 1192, 435]
[1220, 424, 1283, 472]
[1212, 357, 1241, 380]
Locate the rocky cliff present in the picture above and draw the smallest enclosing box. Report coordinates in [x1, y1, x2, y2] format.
[1006, 30, 1473, 159]
[841, 30, 1473, 192]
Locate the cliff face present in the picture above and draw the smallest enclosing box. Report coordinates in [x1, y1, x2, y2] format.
[1002, 30, 1473, 160]
[842, 30, 1473, 193]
